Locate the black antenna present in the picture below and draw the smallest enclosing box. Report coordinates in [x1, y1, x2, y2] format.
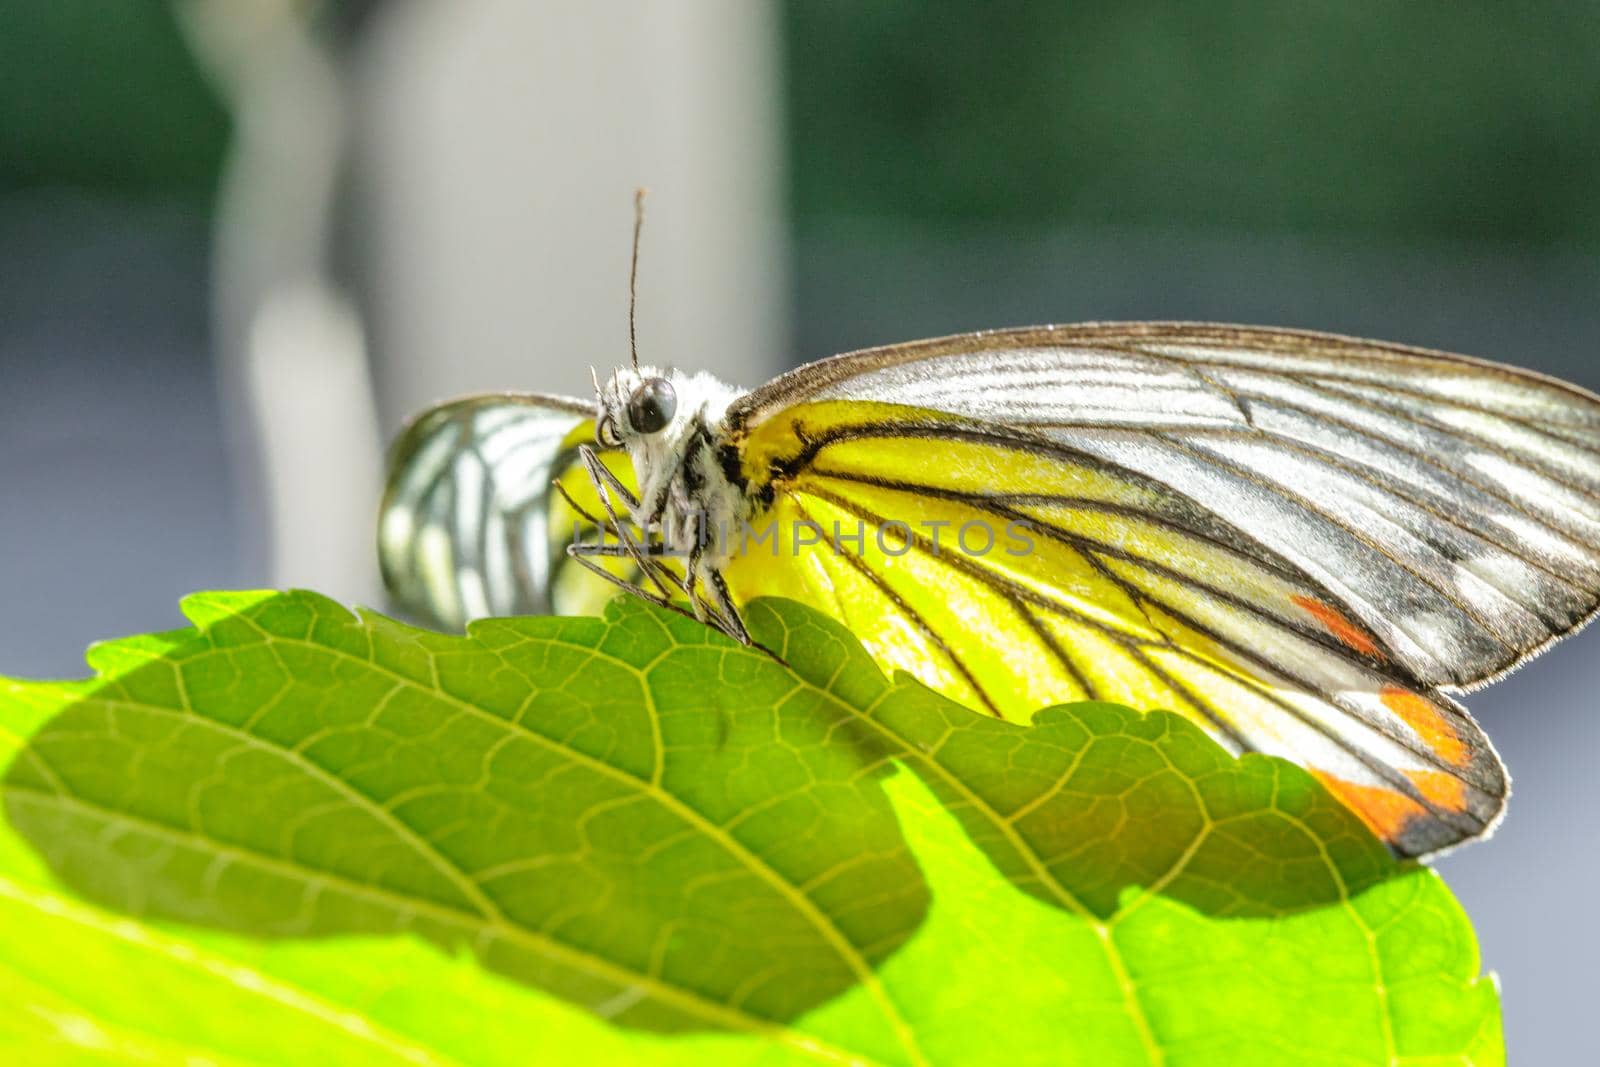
[629, 187, 648, 370]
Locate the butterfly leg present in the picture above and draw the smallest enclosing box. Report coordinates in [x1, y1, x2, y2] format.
[704, 566, 752, 645]
[673, 537, 745, 641]
[564, 545, 705, 627]
[682, 515, 713, 615]
[568, 446, 754, 644]
[551, 474, 609, 529]
[576, 444, 677, 600]
[563, 542, 750, 644]
[554, 473, 681, 595]
[565, 455, 742, 638]
[565, 541, 691, 593]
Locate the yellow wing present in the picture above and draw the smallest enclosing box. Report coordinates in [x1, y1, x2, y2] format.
[722, 399, 1507, 857]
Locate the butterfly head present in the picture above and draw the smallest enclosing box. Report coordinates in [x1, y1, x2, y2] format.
[593, 364, 744, 525]
[595, 365, 679, 450]
[594, 364, 740, 448]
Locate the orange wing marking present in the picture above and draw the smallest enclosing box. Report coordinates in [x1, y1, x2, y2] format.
[1403, 769, 1469, 810]
[1379, 685, 1469, 768]
[1312, 772, 1430, 844]
[1291, 595, 1385, 660]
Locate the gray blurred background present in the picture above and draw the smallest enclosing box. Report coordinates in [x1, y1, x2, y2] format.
[0, 2, 1595, 1060]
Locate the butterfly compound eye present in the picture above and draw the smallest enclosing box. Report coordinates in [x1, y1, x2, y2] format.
[626, 377, 677, 435]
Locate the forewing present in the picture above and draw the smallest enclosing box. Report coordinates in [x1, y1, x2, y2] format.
[379, 393, 636, 628]
[731, 323, 1600, 691]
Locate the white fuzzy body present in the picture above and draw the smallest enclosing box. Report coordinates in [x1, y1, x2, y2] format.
[596, 366, 748, 576]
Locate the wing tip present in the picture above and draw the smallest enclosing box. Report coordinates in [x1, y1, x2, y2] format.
[1315, 745, 1509, 860]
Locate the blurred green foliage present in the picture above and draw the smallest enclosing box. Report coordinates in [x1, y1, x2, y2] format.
[0, 3, 227, 198]
[786, 3, 1600, 248]
[3, 2, 1596, 249]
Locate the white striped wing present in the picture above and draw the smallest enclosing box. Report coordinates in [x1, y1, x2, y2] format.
[723, 323, 1600, 853]
[379, 393, 595, 629]
[732, 322, 1600, 691]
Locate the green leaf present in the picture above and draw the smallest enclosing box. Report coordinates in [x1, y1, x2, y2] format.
[0, 592, 1502, 1065]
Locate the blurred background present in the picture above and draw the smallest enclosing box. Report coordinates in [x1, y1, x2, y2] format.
[1, 2, 1595, 1059]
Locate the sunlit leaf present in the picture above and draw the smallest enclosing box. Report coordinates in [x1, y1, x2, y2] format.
[0, 592, 1501, 1065]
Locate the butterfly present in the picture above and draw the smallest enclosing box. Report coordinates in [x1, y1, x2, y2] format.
[380, 317, 1600, 859]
